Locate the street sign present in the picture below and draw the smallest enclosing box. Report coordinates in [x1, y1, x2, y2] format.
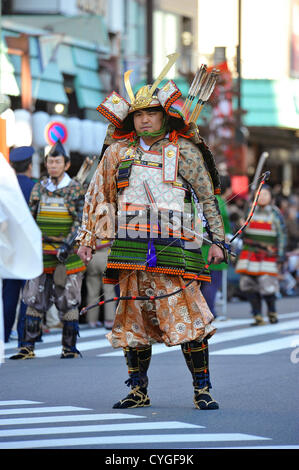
[45, 121, 68, 145]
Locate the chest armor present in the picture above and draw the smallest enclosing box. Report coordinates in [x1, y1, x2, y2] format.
[118, 147, 187, 212]
[116, 146, 198, 241]
[244, 208, 278, 249]
[37, 194, 72, 253]
[104, 145, 209, 282]
[37, 194, 72, 235]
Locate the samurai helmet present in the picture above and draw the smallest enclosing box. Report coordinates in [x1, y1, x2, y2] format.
[97, 53, 184, 128]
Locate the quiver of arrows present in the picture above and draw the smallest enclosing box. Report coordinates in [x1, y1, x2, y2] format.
[182, 64, 220, 124]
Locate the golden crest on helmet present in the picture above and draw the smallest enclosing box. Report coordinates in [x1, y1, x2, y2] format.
[132, 86, 160, 111]
[124, 53, 179, 112]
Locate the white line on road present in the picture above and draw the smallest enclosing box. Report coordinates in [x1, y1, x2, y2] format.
[0, 401, 41, 406]
[5, 338, 110, 359]
[0, 432, 270, 449]
[211, 335, 299, 355]
[209, 445, 299, 449]
[0, 406, 90, 415]
[99, 316, 299, 357]
[0, 421, 202, 438]
[36, 338, 110, 357]
[4, 327, 108, 351]
[210, 319, 299, 344]
[5, 312, 299, 358]
[0, 413, 146, 426]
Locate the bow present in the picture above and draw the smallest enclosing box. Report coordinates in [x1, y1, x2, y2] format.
[230, 170, 270, 243]
[79, 171, 270, 315]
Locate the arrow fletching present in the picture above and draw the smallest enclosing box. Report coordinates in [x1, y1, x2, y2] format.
[182, 64, 208, 115]
[187, 68, 220, 123]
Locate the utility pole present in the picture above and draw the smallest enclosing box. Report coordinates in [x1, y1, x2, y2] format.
[236, 0, 243, 143]
[146, 0, 153, 84]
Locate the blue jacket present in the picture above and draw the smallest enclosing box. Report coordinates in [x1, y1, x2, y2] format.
[17, 174, 35, 205]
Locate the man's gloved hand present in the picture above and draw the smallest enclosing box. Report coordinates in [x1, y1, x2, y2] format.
[207, 243, 225, 265]
[77, 245, 93, 265]
[57, 242, 71, 263]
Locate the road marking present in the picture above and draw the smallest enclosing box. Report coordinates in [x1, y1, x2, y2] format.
[0, 413, 146, 426]
[211, 335, 299, 355]
[33, 338, 110, 358]
[5, 312, 299, 358]
[0, 406, 90, 415]
[99, 316, 299, 357]
[5, 338, 110, 358]
[0, 421, 202, 438]
[0, 402, 271, 449]
[0, 432, 270, 448]
[210, 319, 299, 344]
[210, 445, 299, 449]
[4, 327, 108, 351]
[0, 400, 41, 406]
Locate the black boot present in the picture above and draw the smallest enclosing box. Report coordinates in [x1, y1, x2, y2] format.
[264, 294, 279, 324]
[248, 293, 265, 326]
[61, 320, 81, 358]
[251, 314, 266, 326]
[181, 338, 219, 410]
[9, 315, 42, 360]
[113, 346, 152, 409]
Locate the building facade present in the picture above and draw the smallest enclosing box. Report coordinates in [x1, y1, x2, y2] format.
[196, 0, 299, 194]
[0, 0, 198, 177]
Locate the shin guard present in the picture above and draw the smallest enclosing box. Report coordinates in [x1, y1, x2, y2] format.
[181, 338, 219, 409]
[113, 345, 152, 409]
[61, 320, 81, 358]
[22, 314, 42, 347]
[181, 338, 211, 389]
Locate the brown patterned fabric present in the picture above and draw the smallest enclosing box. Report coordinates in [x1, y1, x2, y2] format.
[106, 270, 216, 348]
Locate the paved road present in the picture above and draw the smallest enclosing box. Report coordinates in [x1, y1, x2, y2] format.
[0, 296, 298, 451]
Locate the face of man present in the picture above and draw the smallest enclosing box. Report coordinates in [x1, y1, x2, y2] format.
[258, 188, 272, 207]
[46, 155, 70, 183]
[133, 108, 164, 136]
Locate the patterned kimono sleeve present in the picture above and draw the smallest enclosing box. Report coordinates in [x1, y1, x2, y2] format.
[272, 205, 287, 259]
[77, 144, 120, 250]
[178, 138, 225, 242]
[28, 182, 41, 219]
[64, 182, 86, 245]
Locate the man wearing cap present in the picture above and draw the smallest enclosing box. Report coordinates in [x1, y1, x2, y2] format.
[2, 146, 36, 345]
[77, 62, 227, 410]
[10, 140, 86, 360]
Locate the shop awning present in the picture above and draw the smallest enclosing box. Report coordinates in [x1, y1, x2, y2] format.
[2, 16, 108, 113]
[72, 46, 105, 110]
[2, 28, 68, 104]
[2, 15, 110, 53]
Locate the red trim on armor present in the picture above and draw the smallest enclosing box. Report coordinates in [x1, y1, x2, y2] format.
[96, 92, 130, 129]
[236, 269, 278, 277]
[164, 89, 182, 112]
[43, 266, 86, 275]
[248, 221, 273, 230]
[238, 250, 277, 262]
